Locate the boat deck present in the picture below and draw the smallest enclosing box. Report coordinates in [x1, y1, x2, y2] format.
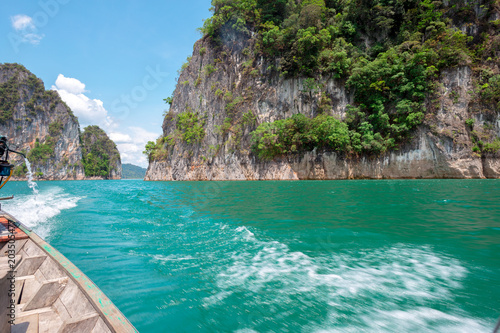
[0, 212, 137, 333]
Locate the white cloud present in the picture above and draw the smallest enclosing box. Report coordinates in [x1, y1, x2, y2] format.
[55, 74, 86, 94]
[52, 74, 115, 129]
[52, 75, 158, 168]
[10, 14, 44, 45]
[11, 15, 34, 30]
[113, 127, 159, 168]
[109, 132, 132, 143]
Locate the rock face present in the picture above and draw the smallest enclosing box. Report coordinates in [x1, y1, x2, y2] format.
[145, 34, 500, 180]
[0, 63, 85, 180]
[80, 126, 121, 180]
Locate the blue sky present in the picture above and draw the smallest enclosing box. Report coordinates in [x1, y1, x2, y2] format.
[1, 0, 212, 167]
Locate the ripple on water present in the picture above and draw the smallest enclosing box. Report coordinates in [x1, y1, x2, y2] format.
[202, 226, 490, 332]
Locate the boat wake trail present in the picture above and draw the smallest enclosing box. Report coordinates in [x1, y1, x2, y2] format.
[4, 187, 81, 238]
[204, 226, 490, 333]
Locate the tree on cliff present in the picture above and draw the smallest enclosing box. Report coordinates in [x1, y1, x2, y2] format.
[81, 125, 121, 179]
[195, 0, 500, 159]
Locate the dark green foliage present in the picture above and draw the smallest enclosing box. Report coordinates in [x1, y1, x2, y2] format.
[195, 0, 498, 160]
[49, 121, 63, 137]
[176, 112, 206, 144]
[225, 96, 244, 114]
[317, 38, 354, 78]
[251, 113, 350, 159]
[13, 162, 27, 177]
[200, 0, 259, 39]
[0, 75, 20, 123]
[28, 137, 56, 165]
[143, 136, 174, 161]
[345, 46, 431, 148]
[0, 63, 76, 125]
[241, 110, 257, 126]
[200, 0, 482, 76]
[479, 74, 500, 109]
[81, 125, 120, 178]
[216, 117, 233, 135]
[205, 64, 217, 76]
[258, 0, 287, 25]
[483, 139, 500, 154]
[25, 75, 45, 96]
[23, 74, 48, 116]
[143, 141, 158, 159]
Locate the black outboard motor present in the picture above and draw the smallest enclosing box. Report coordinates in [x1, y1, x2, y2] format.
[0, 136, 26, 187]
[0, 136, 13, 177]
[0, 136, 7, 158]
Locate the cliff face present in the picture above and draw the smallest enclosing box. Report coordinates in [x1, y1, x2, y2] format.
[146, 56, 499, 180]
[81, 125, 121, 180]
[0, 63, 85, 180]
[144, 2, 500, 180]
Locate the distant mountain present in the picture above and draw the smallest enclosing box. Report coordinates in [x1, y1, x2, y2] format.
[122, 163, 146, 179]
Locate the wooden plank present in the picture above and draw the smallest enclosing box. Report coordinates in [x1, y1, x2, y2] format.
[58, 313, 99, 333]
[22, 240, 46, 257]
[0, 263, 12, 333]
[52, 298, 71, 322]
[23, 277, 68, 311]
[14, 279, 25, 305]
[17, 255, 47, 276]
[92, 318, 112, 333]
[16, 306, 53, 318]
[39, 310, 64, 333]
[12, 313, 39, 333]
[19, 275, 42, 305]
[0, 238, 27, 256]
[59, 279, 96, 318]
[34, 270, 47, 285]
[0, 254, 22, 275]
[38, 255, 67, 280]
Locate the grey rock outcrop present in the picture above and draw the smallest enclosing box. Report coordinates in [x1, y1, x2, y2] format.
[0, 63, 85, 180]
[145, 32, 500, 181]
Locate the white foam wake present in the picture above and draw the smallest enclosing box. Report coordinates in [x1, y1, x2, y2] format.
[3, 186, 81, 238]
[205, 226, 491, 332]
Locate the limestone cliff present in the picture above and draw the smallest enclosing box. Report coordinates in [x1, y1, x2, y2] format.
[145, 1, 500, 180]
[0, 63, 85, 180]
[80, 125, 121, 180]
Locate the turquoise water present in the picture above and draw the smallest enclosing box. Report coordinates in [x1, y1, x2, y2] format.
[3, 179, 499, 332]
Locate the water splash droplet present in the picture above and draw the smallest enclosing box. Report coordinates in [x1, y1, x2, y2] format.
[24, 157, 39, 195]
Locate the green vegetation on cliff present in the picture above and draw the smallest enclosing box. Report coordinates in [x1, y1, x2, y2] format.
[0, 63, 76, 124]
[28, 137, 56, 165]
[0, 74, 20, 123]
[144, 110, 205, 161]
[195, 0, 499, 159]
[81, 125, 121, 178]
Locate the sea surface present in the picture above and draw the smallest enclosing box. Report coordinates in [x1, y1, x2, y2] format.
[2, 179, 499, 332]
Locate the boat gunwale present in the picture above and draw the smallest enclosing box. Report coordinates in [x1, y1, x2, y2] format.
[1, 210, 138, 333]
